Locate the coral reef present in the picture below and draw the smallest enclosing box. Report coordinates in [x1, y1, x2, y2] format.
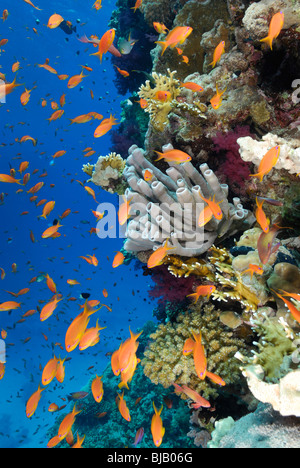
[241, 366, 300, 417]
[122, 144, 255, 256]
[83, 152, 127, 195]
[142, 303, 248, 400]
[211, 403, 300, 448]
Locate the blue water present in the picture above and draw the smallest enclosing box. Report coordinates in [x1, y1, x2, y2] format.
[0, 0, 156, 448]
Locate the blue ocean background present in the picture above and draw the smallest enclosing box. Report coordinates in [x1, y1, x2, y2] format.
[0, 0, 156, 448]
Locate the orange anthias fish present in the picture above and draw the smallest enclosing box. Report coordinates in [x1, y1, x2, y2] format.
[155, 26, 193, 56]
[131, 0, 142, 13]
[242, 263, 264, 279]
[23, 0, 42, 10]
[40, 201, 55, 219]
[117, 391, 131, 421]
[180, 81, 204, 92]
[147, 239, 175, 269]
[42, 355, 59, 385]
[91, 375, 104, 403]
[0, 301, 21, 311]
[0, 76, 21, 101]
[94, 114, 118, 138]
[118, 353, 140, 390]
[58, 405, 81, 440]
[112, 251, 125, 268]
[118, 327, 142, 372]
[41, 222, 62, 239]
[153, 22, 168, 34]
[272, 289, 300, 324]
[151, 402, 165, 447]
[154, 90, 171, 102]
[78, 318, 106, 351]
[260, 11, 285, 50]
[199, 194, 223, 220]
[93, 0, 102, 10]
[67, 70, 87, 89]
[26, 385, 44, 418]
[255, 197, 270, 233]
[210, 40, 225, 68]
[210, 83, 226, 110]
[47, 14, 64, 29]
[40, 295, 62, 322]
[114, 66, 129, 77]
[173, 383, 210, 409]
[186, 284, 216, 302]
[0, 174, 21, 184]
[191, 331, 207, 380]
[91, 29, 116, 63]
[154, 149, 192, 164]
[65, 302, 100, 352]
[80, 254, 98, 266]
[249, 146, 280, 182]
[118, 195, 133, 226]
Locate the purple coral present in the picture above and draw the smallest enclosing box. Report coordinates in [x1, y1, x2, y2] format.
[213, 126, 254, 198]
[146, 265, 198, 305]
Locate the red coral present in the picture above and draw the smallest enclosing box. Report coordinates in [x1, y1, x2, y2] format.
[213, 126, 254, 198]
[146, 265, 197, 304]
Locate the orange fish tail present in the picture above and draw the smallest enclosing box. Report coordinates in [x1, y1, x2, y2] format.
[260, 35, 273, 50]
[155, 41, 168, 56]
[249, 172, 264, 182]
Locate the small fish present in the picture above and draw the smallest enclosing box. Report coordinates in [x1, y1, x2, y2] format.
[153, 22, 168, 35]
[117, 391, 131, 421]
[272, 289, 300, 324]
[26, 385, 44, 418]
[133, 427, 144, 447]
[155, 26, 193, 56]
[242, 263, 264, 279]
[47, 14, 64, 29]
[94, 114, 118, 138]
[91, 375, 104, 403]
[90, 29, 116, 63]
[249, 146, 280, 182]
[260, 11, 284, 50]
[180, 81, 204, 92]
[255, 197, 270, 233]
[151, 402, 165, 447]
[210, 41, 225, 68]
[147, 239, 175, 268]
[186, 284, 216, 302]
[210, 83, 226, 110]
[154, 149, 192, 164]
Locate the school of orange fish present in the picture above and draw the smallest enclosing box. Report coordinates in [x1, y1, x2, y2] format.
[0, 1, 295, 448]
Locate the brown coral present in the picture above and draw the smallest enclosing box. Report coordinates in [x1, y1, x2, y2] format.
[142, 303, 247, 399]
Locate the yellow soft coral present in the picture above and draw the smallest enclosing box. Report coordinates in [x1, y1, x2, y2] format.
[83, 152, 127, 194]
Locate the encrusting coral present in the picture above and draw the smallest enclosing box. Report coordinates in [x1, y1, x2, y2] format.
[237, 133, 300, 176]
[142, 302, 248, 400]
[122, 144, 255, 257]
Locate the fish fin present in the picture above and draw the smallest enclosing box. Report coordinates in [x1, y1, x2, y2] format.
[155, 41, 168, 56]
[260, 35, 273, 50]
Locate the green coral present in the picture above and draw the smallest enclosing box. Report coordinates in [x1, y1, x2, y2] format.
[142, 302, 248, 400]
[246, 317, 298, 382]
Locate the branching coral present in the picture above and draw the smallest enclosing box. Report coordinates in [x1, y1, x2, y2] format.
[142, 303, 248, 400]
[83, 152, 127, 195]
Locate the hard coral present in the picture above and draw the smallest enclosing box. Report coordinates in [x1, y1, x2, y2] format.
[142, 303, 247, 400]
[83, 152, 127, 195]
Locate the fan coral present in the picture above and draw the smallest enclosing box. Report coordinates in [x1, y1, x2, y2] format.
[83, 152, 127, 195]
[142, 303, 247, 400]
